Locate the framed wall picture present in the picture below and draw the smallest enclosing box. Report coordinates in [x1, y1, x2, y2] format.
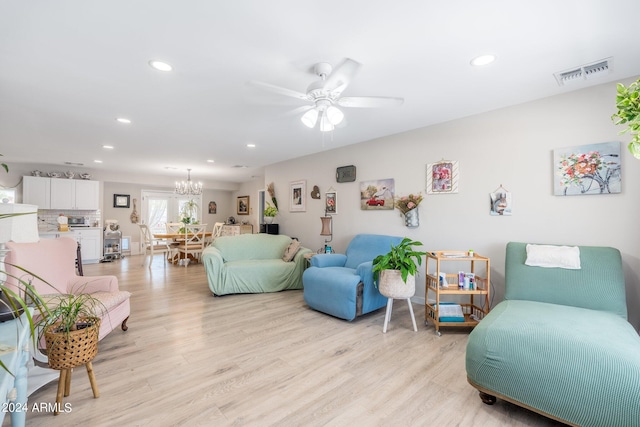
[237, 196, 249, 215]
[113, 194, 130, 208]
[553, 141, 621, 196]
[289, 180, 306, 212]
[426, 160, 459, 194]
[360, 178, 394, 210]
[325, 191, 337, 214]
[208, 201, 217, 214]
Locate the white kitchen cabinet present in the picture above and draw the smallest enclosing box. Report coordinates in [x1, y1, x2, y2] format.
[22, 176, 51, 209]
[38, 229, 101, 264]
[49, 179, 100, 210]
[73, 228, 101, 264]
[74, 180, 100, 210]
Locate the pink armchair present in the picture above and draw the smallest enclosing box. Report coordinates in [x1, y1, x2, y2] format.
[5, 237, 131, 341]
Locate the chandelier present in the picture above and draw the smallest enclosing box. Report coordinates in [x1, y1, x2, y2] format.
[175, 169, 202, 196]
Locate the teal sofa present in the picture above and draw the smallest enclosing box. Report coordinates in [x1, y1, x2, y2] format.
[466, 242, 640, 427]
[202, 234, 311, 296]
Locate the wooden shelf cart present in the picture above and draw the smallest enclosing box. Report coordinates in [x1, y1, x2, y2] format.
[425, 251, 490, 336]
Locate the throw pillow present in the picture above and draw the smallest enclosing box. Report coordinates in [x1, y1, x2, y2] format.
[282, 239, 301, 262]
[525, 244, 581, 269]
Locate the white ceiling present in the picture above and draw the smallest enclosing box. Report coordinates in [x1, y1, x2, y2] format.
[2, 1, 640, 185]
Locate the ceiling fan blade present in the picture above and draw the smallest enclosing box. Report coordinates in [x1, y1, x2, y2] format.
[322, 58, 361, 96]
[337, 96, 404, 108]
[247, 80, 309, 101]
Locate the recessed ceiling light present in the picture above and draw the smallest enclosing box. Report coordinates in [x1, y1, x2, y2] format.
[116, 118, 131, 124]
[94, 160, 103, 163]
[246, 143, 256, 148]
[207, 159, 215, 163]
[148, 60, 173, 72]
[470, 54, 496, 66]
[102, 145, 114, 149]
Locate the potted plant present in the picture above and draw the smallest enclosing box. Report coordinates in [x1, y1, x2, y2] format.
[263, 202, 278, 224]
[37, 292, 103, 413]
[395, 193, 423, 227]
[37, 293, 103, 368]
[372, 238, 427, 298]
[611, 78, 640, 159]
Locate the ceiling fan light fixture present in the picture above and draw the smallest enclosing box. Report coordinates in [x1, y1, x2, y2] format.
[326, 106, 344, 125]
[301, 109, 319, 128]
[319, 115, 335, 132]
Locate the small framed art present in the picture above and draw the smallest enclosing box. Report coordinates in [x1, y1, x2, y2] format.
[290, 180, 306, 212]
[325, 191, 337, 214]
[113, 194, 130, 208]
[426, 160, 459, 194]
[237, 196, 249, 215]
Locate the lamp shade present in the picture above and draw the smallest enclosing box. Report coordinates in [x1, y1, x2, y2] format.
[0, 204, 39, 243]
[320, 216, 332, 236]
[301, 109, 319, 128]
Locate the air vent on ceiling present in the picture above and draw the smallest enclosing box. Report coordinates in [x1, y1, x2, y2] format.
[553, 57, 613, 86]
[64, 161, 84, 166]
[232, 165, 248, 168]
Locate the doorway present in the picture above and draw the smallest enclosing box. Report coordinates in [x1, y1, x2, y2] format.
[140, 190, 202, 234]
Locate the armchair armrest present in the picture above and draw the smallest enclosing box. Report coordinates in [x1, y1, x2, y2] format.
[68, 275, 119, 294]
[310, 253, 347, 268]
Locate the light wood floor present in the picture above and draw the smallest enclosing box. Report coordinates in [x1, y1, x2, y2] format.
[16, 255, 564, 427]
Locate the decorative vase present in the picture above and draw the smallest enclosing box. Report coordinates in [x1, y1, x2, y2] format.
[264, 216, 275, 224]
[404, 209, 419, 228]
[379, 269, 416, 299]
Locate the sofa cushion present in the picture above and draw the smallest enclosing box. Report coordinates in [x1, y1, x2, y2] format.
[466, 299, 640, 427]
[219, 259, 299, 294]
[282, 239, 301, 262]
[525, 244, 580, 269]
[214, 234, 292, 262]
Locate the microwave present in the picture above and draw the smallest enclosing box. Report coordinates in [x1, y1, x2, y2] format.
[68, 216, 88, 227]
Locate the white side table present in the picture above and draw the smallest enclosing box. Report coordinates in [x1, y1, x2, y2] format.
[0, 310, 31, 427]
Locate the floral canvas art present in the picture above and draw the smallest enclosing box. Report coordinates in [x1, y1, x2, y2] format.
[426, 161, 459, 194]
[554, 142, 621, 196]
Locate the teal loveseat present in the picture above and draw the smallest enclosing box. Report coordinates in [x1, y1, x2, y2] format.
[466, 242, 640, 427]
[202, 234, 311, 296]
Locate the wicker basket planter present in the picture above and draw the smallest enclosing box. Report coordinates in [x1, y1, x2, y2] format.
[44, 318, 100, 370]
[379, 269, 416, 299]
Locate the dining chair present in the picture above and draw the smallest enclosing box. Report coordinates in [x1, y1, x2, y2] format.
[138, 224, 172, 268]
[165, 222, 183, 263]
[209, 222, 225, 246]
[176, 224, 207, 267]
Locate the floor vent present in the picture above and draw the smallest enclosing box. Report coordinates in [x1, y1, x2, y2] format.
[553, 57, 613, 86]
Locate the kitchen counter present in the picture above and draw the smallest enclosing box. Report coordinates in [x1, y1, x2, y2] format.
[38, 226, 102, 235]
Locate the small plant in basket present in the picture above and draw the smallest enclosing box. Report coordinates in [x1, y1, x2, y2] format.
[36, 292, 105, 370]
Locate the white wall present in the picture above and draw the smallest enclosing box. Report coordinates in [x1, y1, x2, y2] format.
[265, 77, 640, 330]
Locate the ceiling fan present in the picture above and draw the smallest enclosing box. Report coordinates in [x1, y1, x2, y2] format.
[249, 58, 404, 132]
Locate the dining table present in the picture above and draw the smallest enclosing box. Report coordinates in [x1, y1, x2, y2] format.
[153, 231, 213, 264]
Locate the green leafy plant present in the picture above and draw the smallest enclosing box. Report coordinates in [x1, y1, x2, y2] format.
[264, 202, 278, 217]
[35, 292, 103, 337]
[372, 238, 427, 284]
[611, 78, 640, 159]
